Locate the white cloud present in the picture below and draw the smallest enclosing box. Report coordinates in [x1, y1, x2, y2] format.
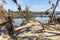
[29, 5, 50, 12]
[29, 4, 60, 12]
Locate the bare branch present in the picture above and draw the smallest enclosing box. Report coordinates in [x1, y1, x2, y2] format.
[2, 0, 6, 4]
[12, 0, 17, 4]
[49, 0, 51, 4]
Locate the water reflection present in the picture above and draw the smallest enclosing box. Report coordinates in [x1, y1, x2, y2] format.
[13, 18, 24, 26]
[13, 17, 49, 26]
[34, 17, 49, 23]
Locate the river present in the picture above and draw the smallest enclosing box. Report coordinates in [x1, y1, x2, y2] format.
[13, 17, 49, 26]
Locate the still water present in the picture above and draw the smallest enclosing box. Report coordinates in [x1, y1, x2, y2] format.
[13, 17, 49, 26]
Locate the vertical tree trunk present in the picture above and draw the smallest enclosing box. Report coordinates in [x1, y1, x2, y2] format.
[51, 0, 59, 22]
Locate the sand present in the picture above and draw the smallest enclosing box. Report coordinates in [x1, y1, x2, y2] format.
[0, 21, 60, 40]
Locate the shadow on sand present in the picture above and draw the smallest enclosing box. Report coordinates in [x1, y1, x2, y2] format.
[0, 21, 8, 35]
[0, 22, 60, 40]
[46, 31, 60, 37]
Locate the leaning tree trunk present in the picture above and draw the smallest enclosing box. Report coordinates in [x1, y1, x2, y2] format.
[13, 0, 27, 20]
[51, 0, 59, 22]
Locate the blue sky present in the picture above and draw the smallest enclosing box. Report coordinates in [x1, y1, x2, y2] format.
[0, 0, 60, 12]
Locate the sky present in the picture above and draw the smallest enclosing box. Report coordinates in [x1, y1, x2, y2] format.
[0, 0, 60, 12]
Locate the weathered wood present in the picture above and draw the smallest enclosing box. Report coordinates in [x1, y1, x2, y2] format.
[51, 0, 59, 22]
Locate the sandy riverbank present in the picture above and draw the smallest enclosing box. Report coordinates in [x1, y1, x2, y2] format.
[0, 20, 60, 40]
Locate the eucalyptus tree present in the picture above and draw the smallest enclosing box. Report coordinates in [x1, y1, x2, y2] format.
[24, 6, 32, 21]
[48, 0, 60, 23]
[51, 0, 60, 22]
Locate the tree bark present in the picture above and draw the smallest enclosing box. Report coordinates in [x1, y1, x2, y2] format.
[51, 0, 59, 22]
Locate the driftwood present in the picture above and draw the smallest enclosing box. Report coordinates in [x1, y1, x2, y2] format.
[50, 0, 59, 23]
[38, 21, 45, 30]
